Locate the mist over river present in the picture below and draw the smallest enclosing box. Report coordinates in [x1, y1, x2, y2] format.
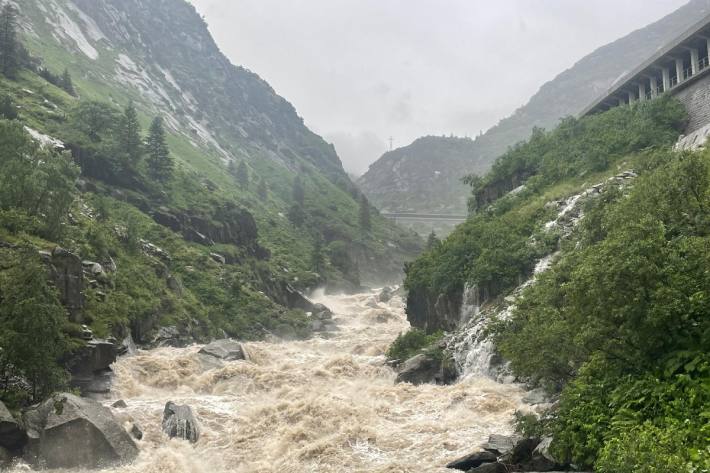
[12, 291, 526, 473]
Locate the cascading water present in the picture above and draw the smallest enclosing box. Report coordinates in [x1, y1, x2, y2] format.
[9, 291, 527, 473]
[450, 171, 637, 380]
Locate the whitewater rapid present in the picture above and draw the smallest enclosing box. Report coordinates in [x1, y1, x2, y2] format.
[18, 291, 527, 473]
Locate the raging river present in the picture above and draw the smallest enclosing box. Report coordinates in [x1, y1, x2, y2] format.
[10, 290, 527, 473]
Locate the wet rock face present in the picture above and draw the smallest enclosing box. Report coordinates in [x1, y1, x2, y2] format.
[48, 247, 84, 322]
[0, 401, 26, 452]
[162, 402, 200, 443]
[406, 288, 463, 333]
[23, 393, 139, 469]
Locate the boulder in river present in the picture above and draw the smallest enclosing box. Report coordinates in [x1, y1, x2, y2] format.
[23, 393, 139, 469]
[162, 402, 200, 443]
[445, 450, 497, 470]
[198, 339, 247, 361]
[0, 401, 26, 451]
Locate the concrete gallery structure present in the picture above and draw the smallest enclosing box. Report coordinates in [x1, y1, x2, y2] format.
[582, 13, 710, 148]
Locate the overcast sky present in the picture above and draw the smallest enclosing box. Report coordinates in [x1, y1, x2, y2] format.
[189, 0, 688, 175]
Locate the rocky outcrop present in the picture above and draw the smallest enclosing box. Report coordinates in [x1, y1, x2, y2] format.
[23, 393, 139, 469]
[395, 351, 457, 386]
[0, 401, 26, 452]
[406, 287, 463, 333]
[46, 247, 84, 323]
[151, 205, 262, 255]
[198, 339, 246, 361]
[162, 402, 199, 443]
[446, 435, 573, 473]
[66, 337, 117, 396]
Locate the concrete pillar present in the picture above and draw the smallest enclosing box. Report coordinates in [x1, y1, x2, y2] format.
[662, 67, 671, 91]
[628, 90, 636, 103]
[676, 57, 685, 83]
[638, 82, 646, 101]
[650, 76, 658, 98]
[618, 97, 625, 107]
[691, 48, 700, 75]
[707, 39, 710, 64]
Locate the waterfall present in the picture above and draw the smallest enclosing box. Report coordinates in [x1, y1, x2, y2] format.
[449, 171, 638, 381]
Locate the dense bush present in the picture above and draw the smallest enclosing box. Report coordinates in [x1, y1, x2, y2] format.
[386, 328, 443, 362]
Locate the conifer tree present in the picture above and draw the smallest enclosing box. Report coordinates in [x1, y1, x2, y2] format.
[0, 94, 16, 119]
[310, 236, 325, 273]
[0, 3, 18, 79]
[293, 175, 305, 206]
[426, 230, 440, 250]
[119, 102, 143, 168]
[359, 194, 371, 232]
[257, 177, 268, 201]
[146, 116, 173, 182]
[61, 68, 75, 96]
[236, 160, 249, 190]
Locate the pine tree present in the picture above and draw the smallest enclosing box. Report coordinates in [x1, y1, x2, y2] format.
[0, 3, 18, 79]
[146, 116, 173, 182]
[293, 175, 305, 206]
[0, 94, 16, 119]
[288, 203, 305, 227]
[359, 194, 371, 232]
[257, 177, 268, 201]
[310, 236, 325, 273]
[119, 102, 143, 168]
[236, 160, 249, 190]
[61, 68, 76, 96]
[426, 230, 440, 250]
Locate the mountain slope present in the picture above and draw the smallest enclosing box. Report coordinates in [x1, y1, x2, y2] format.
[359, 0, 710, 214]
[17, 0, 421, 286]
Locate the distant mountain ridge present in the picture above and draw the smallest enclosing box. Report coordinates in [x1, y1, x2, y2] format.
[359, 0, 710, 214]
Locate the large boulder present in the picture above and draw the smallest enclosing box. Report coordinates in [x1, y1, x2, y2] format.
[445, 450, 497, 470]
[0, 401, 26, 451]
[198, 339, 246, 361]
[23, 393, 138, 469]
[480, 434, 520, 456]
[162, 402, 199, 443]
[395, 352, 457, 385]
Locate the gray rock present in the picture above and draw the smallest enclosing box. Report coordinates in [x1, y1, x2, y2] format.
[209, 252, 226, 264]
[118, 334, 137, 356]
[0, 401, 26, 451]
[23, 393, 138, 469]
[112, 400, 128, 409]
[66, 338, 117, 395]
[445, 450, 497, 470]
[198, 339, 246, 361]
[481, 434, 520, 456]
[130, 423, 143, 441]
[522, 388, 550, 406]
[152, 326, 182, 347]
[467, 463, 506, 473]
[526, 437, 565, 471]
[395, 352, 457, 385]
[162, 402, 199, 443]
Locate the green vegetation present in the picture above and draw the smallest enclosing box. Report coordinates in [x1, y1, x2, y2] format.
[403, 96, 710, 470]
[386, 328, 444, 363]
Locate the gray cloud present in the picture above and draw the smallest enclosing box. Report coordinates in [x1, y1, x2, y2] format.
[190, 0, 688, 175]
